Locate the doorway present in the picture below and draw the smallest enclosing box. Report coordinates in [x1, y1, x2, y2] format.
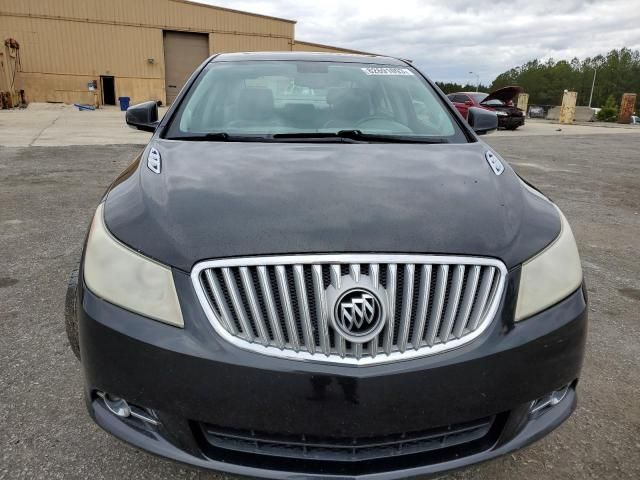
[163, 31, 209, 105]
[100, 76, 115, 105]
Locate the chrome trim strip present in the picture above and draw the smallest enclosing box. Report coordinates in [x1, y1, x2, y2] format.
[239, 267, 269, 346]
[293, 265, 315, 354]
[191, 254, 508, 366]
[397, 264, 415, 353]
[275, 265, 300, 352]
[203, 270, 236, 335]
[368, 263, 380, 357]
[350, 263, 360, 282]
[411, 264, 431, 350]
[425, 264, 448, 347]
[257, 266, 285, 349]
[330, 264, 346, 357]
[383, 264, 398, 355]
[439, 265, 465, 342]
[330, 264, 341, 289]
[453, 265, 480, 338]
[311, 265, 331, 356]
[221, 267, 254, 341]
[467, 267, 496, 331]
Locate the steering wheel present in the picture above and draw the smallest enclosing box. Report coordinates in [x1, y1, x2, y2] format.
[355, 116, 411, 131]
[414, 109, 448, 135]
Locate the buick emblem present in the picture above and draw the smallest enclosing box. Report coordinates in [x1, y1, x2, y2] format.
[330, 285, 387, 343]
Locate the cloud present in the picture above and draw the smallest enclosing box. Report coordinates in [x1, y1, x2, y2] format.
[197, 0, 640, 83]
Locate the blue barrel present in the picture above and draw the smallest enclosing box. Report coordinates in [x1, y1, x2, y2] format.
[118, 96, 130, 111]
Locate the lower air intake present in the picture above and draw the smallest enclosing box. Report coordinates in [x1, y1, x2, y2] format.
[201, 416, 496, 462]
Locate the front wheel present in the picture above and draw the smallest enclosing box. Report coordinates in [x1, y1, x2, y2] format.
[64, 265, 81, 360]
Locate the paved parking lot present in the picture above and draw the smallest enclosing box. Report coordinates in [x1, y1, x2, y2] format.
[0, 127, 638, 479]
[0, 103, 638, 147]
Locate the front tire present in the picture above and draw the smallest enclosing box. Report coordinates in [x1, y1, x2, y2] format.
[65, 266, 81, 360]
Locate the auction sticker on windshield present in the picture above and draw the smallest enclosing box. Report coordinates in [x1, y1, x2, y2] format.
[361, 67, 414, 76]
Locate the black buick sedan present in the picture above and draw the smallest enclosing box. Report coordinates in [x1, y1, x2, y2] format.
[66, 52, 587, 479]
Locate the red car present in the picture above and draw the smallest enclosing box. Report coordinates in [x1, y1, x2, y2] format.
[448, 86, 525, 130]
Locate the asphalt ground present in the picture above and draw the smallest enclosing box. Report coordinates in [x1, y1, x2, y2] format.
[0, 103, 638, 148]
[1, 134, 639, 479]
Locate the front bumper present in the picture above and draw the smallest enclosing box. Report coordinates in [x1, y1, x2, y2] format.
[498, 116, 525, 129]
[78, 269, 587, 479]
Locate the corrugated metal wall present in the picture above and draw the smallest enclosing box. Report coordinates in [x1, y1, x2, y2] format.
[212, 33, 291, 53]
[1, 0, 294, 38]
[0, 16, 163, 77]
[0, 0, 371, 104]
[293, 41, 372, 55]
[0, 0, 295, 104]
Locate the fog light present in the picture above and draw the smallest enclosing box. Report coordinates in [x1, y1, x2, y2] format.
[99, 392, 131, 418]
[530, 384, 571, 415]
[96, 391, 160, 426]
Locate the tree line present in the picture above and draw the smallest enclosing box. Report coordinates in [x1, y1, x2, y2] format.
[436, 48, 639, 112]
[435, 82, 491, 95]
[489, 48, 640, 109]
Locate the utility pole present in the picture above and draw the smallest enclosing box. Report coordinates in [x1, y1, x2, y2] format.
[469, 71, 480, 92]
[588, 68, 597, 108]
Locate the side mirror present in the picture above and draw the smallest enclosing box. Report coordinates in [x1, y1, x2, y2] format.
[125, 101, 159, 132]
[464, 100, 474, 106]
[467, 107, 498, 135]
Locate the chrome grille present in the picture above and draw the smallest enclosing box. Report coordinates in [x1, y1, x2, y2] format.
[192, 255, 507, 365]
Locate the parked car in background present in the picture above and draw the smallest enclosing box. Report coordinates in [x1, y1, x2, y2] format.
[449, 86, 526, 130]
[528, 105, 545, 118]
[630, 115, 639, 124]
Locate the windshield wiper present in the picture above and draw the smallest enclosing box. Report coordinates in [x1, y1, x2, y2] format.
[337, 130, 449, 143]
[270, 132, 360, 143]
[165, 132, 269, 142]
[273, 130, 449, 144]
[168, 130, 450, 143]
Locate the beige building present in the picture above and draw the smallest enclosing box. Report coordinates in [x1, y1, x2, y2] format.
[0, 0, 371, 106]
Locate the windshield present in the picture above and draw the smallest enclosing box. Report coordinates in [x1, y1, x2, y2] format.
[165, 61, 467, 142]
[469, 93, 488, 103]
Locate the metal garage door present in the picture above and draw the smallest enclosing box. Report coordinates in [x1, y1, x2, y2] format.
[163, 31, 209, 105]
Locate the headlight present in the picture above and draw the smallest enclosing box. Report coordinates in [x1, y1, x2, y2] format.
[83, 203, 184, 327]
[496, 111, 508, 116]
[515, 206, 583, 321]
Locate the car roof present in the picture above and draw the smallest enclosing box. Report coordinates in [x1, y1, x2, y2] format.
[211, 51, 408, 66]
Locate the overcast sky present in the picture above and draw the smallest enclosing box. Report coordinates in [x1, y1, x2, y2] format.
[198, 0, 640, 84]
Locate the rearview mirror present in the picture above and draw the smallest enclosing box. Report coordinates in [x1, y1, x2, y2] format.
[126, 101, 159, 132]
[467, 107, 498, 135]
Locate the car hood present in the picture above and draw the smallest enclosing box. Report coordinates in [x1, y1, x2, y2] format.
[481, 86, 523, 104]
[104, 140, 559, 272]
